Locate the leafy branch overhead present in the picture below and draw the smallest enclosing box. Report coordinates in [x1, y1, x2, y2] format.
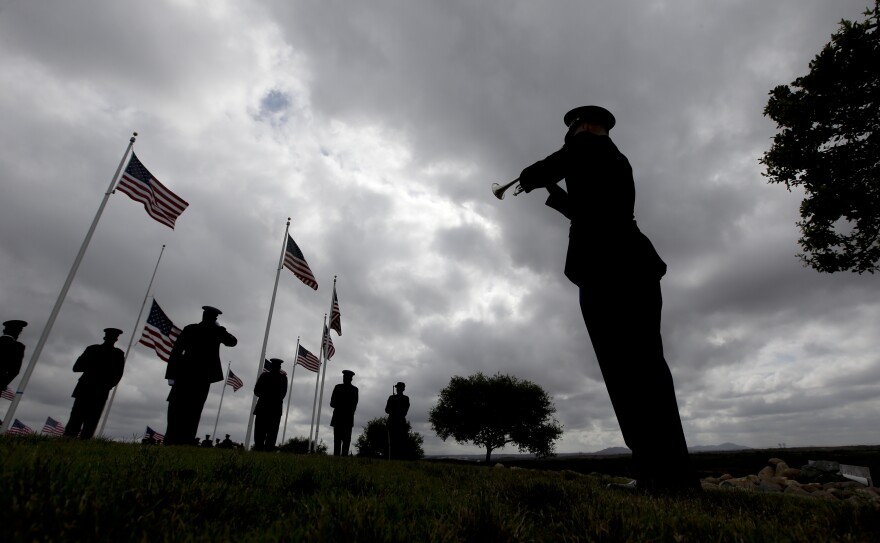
[761, 0, 880, 273]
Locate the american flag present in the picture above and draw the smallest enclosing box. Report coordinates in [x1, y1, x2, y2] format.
[323, 325, 336, 360]
[144, 426, 164, 444]
[8, 419, 33, 436]
[283, 234, 318, 290]
[226, 369, 244, 392]
[116, 152, 189, 229]
[329, 285, 341, 335]
[139, 300, 181, 362]
[1, 386, 14, 401]
[41, 417, 65, 437]
[296, 345, 321, 373]
[263, 359, 287, 376]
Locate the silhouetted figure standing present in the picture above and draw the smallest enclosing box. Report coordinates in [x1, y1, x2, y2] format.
[220, 434, 234, 448]
[517, 105, 699, 492]
[164, 306, 237, 446]
[0, 319, 27, 393]
[253, 357, 288, 451]
[330, 369, 358, 456]
[63, 328, 125, 439]
[385, 382, 410, 460]
[201, 434, 214, 448]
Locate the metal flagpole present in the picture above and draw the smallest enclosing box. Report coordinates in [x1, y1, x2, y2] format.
[308, 314, 327, 452]
[1, 132, 137, 435]
[97, 243, 166, 437]
[280, 336, 300, 444]
[212, 362, 231, 441]
[245, 218, 290, 450]
[312, 277, 337, 452]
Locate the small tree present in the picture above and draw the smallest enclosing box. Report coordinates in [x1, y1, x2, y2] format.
[428, 372, 563, 463]
[355, 417, 425, 460]
[278, 436, 328, 455]
[761, 1, 880, 273]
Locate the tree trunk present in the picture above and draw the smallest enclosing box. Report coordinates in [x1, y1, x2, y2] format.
[485, 447, 493, 464]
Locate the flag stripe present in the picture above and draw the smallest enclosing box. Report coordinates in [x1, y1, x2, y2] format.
[323, 325, 336, 360]
[1, 386, 14, 401]
[116, 152, 189, 229]
[8, 419, 33, 436]
[296, 345, 321, 372]
[139, 300, 181, 362]
[144, 426, 164, 444]
[41, 417, 65, 436]
[226, 369, 244, 392]
[283, 235, 318, 290]
[330, 286, 342, 335]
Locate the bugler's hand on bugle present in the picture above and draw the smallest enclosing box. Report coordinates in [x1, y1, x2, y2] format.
[491, 178, 523, 200]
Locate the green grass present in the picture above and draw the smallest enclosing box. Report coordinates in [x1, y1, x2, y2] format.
[2, 437, 879, 542]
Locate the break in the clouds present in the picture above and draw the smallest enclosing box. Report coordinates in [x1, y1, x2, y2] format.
[0, 0, 876, 456]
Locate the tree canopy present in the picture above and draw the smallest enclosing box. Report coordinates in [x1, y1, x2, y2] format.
[355, 417, 424, 460]
[761, 1, 880, 273]
[428, 372, 563, 463]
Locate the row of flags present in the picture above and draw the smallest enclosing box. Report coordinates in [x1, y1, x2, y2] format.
[1, 137, 341, 447]
[2, 416, 65, 437]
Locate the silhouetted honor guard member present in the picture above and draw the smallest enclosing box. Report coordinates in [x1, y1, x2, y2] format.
[63, 328, 125, 439]
[253, 357, 288, 451]
[0, 320, 27, 393]
[385, 382, 410, 460]
[515, 106, 699, 492]
[164, 306, 237, 446]
[330, 369, 358, 456]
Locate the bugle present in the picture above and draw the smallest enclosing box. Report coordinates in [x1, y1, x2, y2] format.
[491, 178, 523, 200]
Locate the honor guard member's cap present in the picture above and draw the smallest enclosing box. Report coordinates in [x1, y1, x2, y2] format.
[395, 382, 405, 389]
[3, 320, 28, 330]
[104, 328, 123, 337]
[202, 305, 222, 315]
[269, 358, 284, 365]
[342, 370, 355, 377]
[563, 105, 616, 131]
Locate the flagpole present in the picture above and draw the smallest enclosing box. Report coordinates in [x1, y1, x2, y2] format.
[97, 243, 166, 437]
[281, 336, 300, 445]
[312, 276, 337, 452]
[1, 132, 137, 435]
[212, 362, 231, 441]
[308, 314, 327, 452]
[245, 218, 290, 450]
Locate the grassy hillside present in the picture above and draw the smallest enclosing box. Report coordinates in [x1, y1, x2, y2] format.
[2, 437, 879, 542]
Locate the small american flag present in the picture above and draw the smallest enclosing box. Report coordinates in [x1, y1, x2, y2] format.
[144, 426, 164, 444]
[329, 285, 341, 336]
[41, 417, 65, 437]
[1, 386, 14, 401]
[8, 419, 33, 436]
[283, 234, 318, 290]
[323, 325, 336, 360]
[116, 152, 189, 229]
[296, 345, 321, 373]
[263, 359, 288, 376]
[226, 369, 244, 392]
[139, 300, 181, 362]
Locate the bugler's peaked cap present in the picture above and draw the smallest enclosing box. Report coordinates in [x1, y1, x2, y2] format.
[104, 327, 123, 336]
[269, 358, 284, 365]
[202, 305, 222, 315]
[342, 370, 355, 377]
[563, 105, 616, 130]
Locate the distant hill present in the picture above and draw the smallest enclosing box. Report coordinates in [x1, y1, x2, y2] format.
[689, 442, 752, 452]
[426, 443, 752, 461]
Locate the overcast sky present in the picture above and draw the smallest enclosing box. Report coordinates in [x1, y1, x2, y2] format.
[1, 0, 876, 456]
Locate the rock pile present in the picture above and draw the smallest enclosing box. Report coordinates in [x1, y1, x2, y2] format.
[701, 457, 880, 506]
